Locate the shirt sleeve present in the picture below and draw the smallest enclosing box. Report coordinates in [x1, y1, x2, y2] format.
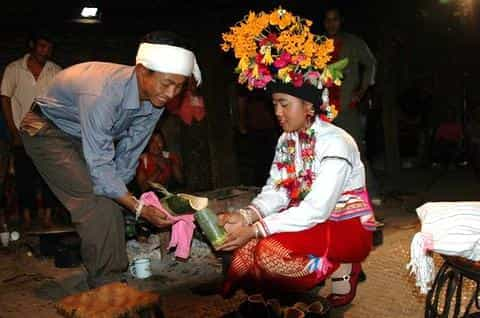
[114, 109, 163, 184]
[250, 134, 291, 217]
[357, 38, 376, 89]
[1, 64, 16, 98]
[262, 158, 352, 235]
[78, 94, 128, 199]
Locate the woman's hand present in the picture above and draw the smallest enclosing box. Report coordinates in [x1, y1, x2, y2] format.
[216, 225, 256, 251]
[141, 205, 173, 228]
[217, 212, 245, 234]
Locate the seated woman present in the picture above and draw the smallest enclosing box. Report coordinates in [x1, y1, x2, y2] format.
[136, 131, 183, 193]
[219, 8, 376, 307]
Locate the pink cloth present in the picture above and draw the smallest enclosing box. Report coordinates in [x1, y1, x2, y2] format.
[140, 192, 196, 259]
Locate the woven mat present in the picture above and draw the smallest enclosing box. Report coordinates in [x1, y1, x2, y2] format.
[56, 282, 160, 318]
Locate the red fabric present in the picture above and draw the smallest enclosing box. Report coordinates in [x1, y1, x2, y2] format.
[435, 122, 463, 142]
[166, 90, 206, 125]
[136, 154, 177, 185]
[224, 217, 372, 294]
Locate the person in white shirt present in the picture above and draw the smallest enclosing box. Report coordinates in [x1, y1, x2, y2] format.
[1, 31, 61, 228]
[219, 8, 376, 308]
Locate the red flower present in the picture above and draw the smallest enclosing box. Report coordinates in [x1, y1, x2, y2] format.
[280, 177, 295, 188]
[273, 51, 292, 68]
[290, 72, 304, 87]
[291, 187, 301, 200]
[301, 148, 313, 157]
[259, 33, 278, 46]
[324, 78, 333, 88]
[255, 53, 264, 64]
[286, 164, 296, 174]
[320, 114, 330, 122]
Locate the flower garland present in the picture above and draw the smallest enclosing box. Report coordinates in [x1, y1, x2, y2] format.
[274, 127, 316, 206]
[221, 7, 348, 122]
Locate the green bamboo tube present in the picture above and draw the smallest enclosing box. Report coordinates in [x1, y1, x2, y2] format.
[195, 208, 227, 248]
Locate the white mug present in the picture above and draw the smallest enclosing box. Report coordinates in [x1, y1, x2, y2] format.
[0, 232, 9, 247]
[129, 258, 152, 279]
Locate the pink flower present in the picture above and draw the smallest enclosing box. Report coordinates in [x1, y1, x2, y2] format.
[292, 54, 306, 65]
[257, 63, 269, 74]
[306, 71, 321, 80]
[255, 53, 264, 64]
[273, 51, 292, 68]
[253, 74, 273, 88]
[290, 72, 304, 87]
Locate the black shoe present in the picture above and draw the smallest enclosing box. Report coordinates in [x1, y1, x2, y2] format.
[359, 270, 367, 283]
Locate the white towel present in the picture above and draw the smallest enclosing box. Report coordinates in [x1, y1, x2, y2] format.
[407, 202, 480, 293]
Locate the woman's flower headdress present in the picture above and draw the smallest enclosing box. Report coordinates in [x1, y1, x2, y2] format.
[221, 7, 348, 122]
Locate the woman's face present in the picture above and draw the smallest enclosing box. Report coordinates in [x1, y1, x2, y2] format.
[272, 93, 313, 132]
[148, 134, 164, 154]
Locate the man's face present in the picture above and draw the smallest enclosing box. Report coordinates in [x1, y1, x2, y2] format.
[324, 10, 342, 37]
[139, 70, 187, 108]
[31, 39, 53, 64]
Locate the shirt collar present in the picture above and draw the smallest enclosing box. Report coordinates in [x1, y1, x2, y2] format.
[21, 54, 30, 70]
[122, 69, 154, 115]
[21, 53, 55, 72]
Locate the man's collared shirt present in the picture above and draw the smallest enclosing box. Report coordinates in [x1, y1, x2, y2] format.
[36, 62, 164, 199]
[1, 53, 62, 128]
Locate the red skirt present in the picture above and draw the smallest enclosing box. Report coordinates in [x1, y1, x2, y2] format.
[223, 217, 372, 294]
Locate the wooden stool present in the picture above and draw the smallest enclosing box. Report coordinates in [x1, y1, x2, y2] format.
[425, 255, 480, 318]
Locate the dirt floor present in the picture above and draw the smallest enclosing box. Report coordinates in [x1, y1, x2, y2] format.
[0, 165, 478, 317]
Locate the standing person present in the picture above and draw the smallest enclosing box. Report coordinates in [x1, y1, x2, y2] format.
[220, 8, 375, 308]
[1, 31, 62, 228]
[20, 31, 201, 287]
[236, 86, 279, 186]
[323, 7, 381, 204]
[0, 111, 9, 226]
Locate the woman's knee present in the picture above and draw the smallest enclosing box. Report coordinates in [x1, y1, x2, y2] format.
[254, 238, 290, 274]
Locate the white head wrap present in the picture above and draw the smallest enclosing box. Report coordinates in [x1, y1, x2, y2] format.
[136, 43, 202, 86]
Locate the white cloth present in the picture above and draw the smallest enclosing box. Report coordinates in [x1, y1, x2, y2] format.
[407, 202, 480, 294]
[1, 54, 61, 128]
[136, 43, 202, 86]
[252, 118, 365, 234]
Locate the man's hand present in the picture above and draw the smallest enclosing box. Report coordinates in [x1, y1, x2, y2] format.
[216, 225, 256, 251]
[141, 205, 173, 228]
[19, 111, 46, 137]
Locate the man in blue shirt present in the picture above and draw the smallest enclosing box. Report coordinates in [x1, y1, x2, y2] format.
[20, 31, 202, 287]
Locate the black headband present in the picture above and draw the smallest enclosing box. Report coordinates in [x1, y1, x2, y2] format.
[267, 82, 322, 106]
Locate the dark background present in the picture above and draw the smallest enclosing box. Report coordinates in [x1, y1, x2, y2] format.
[1, 0, 479, 190]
